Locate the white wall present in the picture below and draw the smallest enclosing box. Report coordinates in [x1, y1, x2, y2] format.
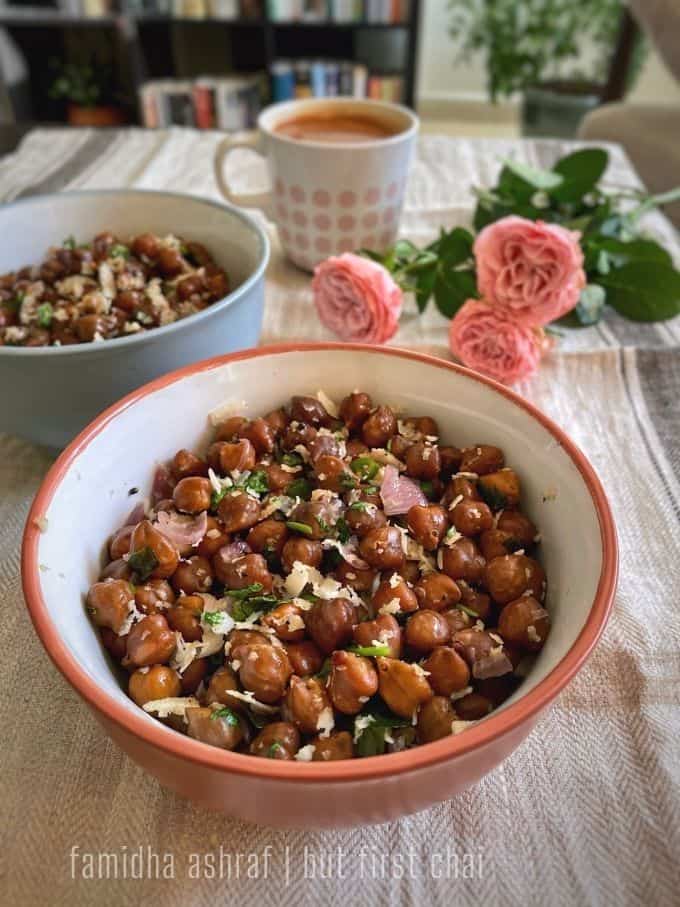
[416, 0, 680, 107]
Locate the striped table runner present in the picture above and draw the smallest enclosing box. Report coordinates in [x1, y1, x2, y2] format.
[0, 129, 678, 907]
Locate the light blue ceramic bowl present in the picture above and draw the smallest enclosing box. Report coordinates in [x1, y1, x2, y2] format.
[0, 189, 269, 449]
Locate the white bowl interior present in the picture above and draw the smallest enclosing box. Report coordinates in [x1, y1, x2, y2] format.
[34, 349, 603, 731]
[0, 191, 263, 291]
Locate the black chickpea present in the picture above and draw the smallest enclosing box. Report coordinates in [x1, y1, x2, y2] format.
[339, 392, 372, 432]
[171, 556, 213, 595]
[414, 573, 461, 611]
[422, 646, 471, 696]
[459, 445, 505, 475]
[328, 651, 378, 715]
[171, 449, 209, 480]
[250, 722, 300, 760]
[217, 491, 261, 533]
[441, 538, 486, 584]
[186, 707, 244, 751]
[405, 442, 441, 480]
[305, 597, 357, 654]
[87, 579, 132, 634]
[451, 499, 494, 536]
[167, 594, 204, 642]
[498, 596, 550, 651]
[359, 525, 405, 570]
[371, 575, 419, 615]
[281, 537, 323, 573]
[125, 614, 176, 667]
[376, 657, 434, 719]
[214, 552, 272, 591]
[418, 696, 456, 743]
[232, 643, 292, 704]
[404, 610, 451, 653]
[353, 613, 402, 658]
[290, 395, 331, 426]
[361, 405, 397, 448]
[407, 504, 448, 551]
[483, 554, 545, 605]
[129, 665, 181, 706]
[172, 477, 212, 514]
[282, 676, 332, 734]
[285, 640, 324, 676]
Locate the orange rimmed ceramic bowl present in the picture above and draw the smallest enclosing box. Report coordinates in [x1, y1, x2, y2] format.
[21, 344, 618, 828]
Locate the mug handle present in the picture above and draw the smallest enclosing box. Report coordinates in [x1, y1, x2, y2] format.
[213, 132, 272, 216]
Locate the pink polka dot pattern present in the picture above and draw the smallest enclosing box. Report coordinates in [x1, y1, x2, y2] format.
[379, 230, 394, 246]
[313, 213, 331, 231]
[276, 203, 288, 221]
[290, 185, 306, 203]
[315, 236, 332, 254]
[361, 235, 377, 248]
[362, 212, 378, 229]
[313, 189, 331, 207]
[387, 182, 398, 199]
[364, 187, 380, 205]
[293, 210, 308, 227]
[339, 191, 356, 208]
[338, 236, 355, 252]
[279, 226, 290, 243]
[275, 179, 285, 196]
[295, 233, 310, 250]
[382, 207, 396, 225]
[338, 214, 356, 231]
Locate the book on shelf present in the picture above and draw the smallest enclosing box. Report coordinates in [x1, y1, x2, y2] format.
[140, 74, 262, 130]
[270, 58, 400, 102]
[267, 0, 411, 23]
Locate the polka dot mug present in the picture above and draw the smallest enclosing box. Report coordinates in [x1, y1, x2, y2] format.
[214, 98, 419, 271]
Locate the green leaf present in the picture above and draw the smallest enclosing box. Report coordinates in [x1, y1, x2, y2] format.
[414, 265, 437, 313]
[502, 159, 563, 192]
[457, 604, 480, 618]
[280, 452, 302, 467]
[477, 482, 507, 512]
[551, 149, 608, 203]
[336, 517, 350, 544]
[591, 238, 672, 268]
[600, 263, 680, 322]
[354, 711, 410, 758]
[127, 546, 159, 581]
[429, 227, 474, 266]
[210, 487, 228, 510]
[433, 269, 478, 319]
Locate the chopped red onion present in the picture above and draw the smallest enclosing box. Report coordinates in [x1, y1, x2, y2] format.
[379, 464, 428, 516]
[155, 510, 207, 549]
[151, 463, 175, 504]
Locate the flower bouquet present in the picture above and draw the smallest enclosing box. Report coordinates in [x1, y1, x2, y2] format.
[313, 148, 680, 383]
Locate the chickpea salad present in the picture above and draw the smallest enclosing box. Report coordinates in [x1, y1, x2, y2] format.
[86, 391, 550, 762]
[0, 232, 229, 347]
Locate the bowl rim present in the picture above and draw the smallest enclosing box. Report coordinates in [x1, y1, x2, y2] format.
[21, 342, 618, 782]
[0, 188, 270, 358]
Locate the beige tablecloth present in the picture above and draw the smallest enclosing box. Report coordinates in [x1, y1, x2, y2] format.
[0, 129, 678, 907]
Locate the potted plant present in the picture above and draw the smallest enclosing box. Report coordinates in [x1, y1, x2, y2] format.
[49, 59, 126, 127]
[448, 0, 644, 138]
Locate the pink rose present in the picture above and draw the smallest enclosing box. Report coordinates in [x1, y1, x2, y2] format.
[312, 253, 403, 344]
[449, 299, 547, 384]
[475, 216, 585, 326]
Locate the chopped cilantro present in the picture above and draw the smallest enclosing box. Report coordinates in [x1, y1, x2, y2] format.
[6, 291, 24, 313]
[350, 457, 380, 481]
[202, 610, 226, 627]
[210, 487, 228, 510]
[457, 603, 479, 618]
[419, 480, 435, 499]
[354, 710, 410, 757]
[280, 452, 302, 467]
[339, 473, 359, 490]
[227, 582, 264, 600]
[285, 520, 314, 537]
[62, 235, 77, 250]
[127, 546, 158, 581]
[210, 707, 239, 725]
[267, 741, 285, 758]
[336, 517, 351, 543]
[286, 477, 312, 500]
[36, 302, 53, 328]
[241, 470, 269, 496]
[110, 244, 130, 259]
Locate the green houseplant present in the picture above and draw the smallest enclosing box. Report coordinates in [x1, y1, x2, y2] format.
[448, 0, 644, 137]
[49, 59, 125, 127]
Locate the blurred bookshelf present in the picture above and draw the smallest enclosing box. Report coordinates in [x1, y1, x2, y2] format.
[0, 0, 420, 129]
